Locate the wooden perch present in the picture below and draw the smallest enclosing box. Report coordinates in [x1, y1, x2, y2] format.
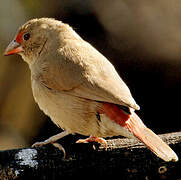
[0, 132, 181, 180]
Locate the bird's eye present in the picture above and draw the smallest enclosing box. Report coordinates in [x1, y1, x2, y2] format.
[23, 33, 30, 41]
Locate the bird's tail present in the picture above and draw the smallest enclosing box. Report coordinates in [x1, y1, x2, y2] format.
[125, 112, 178, 162]
[101, 102, 178, 162]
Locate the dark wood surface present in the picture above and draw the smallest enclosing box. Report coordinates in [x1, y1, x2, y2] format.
[0, 132, 181, 180]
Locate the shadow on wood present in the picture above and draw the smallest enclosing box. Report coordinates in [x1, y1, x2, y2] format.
[0, 132, 181, 180]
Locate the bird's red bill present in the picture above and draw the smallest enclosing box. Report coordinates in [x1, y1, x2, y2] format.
[4, 40, 23, 56]
[4, 46, 23, 56]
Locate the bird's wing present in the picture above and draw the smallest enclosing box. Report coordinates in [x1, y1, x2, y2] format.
[43, 39, 140, 110]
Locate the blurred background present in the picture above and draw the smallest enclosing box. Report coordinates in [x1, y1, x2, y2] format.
[0, 0, 180, 150]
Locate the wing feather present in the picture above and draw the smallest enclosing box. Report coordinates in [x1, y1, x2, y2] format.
[40, 39, 140, 110]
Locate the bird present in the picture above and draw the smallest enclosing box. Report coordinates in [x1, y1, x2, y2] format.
[4, 18, 178, 162]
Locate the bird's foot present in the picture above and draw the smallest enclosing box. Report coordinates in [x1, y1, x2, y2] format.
[31, 131, 69, 158]
[76, 136, 108, 150]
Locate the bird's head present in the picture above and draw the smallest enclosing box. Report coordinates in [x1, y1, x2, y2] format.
[4, 18, 70, 65]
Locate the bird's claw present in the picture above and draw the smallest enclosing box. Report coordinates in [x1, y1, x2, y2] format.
[76, 136, 108, 150]
[32, 141, 47, 147]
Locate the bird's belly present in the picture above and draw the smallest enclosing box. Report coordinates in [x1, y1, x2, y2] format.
[31, 80, 102, 135]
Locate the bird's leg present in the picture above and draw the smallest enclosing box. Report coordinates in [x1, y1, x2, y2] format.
[76, 136, 108, 150]
[32, 130, 69, 158]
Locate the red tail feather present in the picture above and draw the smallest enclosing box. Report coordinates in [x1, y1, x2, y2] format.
[102, 102, 178, 162]
[101, 102, 130, 126]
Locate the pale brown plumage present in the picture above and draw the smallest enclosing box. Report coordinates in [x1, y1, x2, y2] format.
[17, 18, 139, 110]
[4, 18, 178, 162]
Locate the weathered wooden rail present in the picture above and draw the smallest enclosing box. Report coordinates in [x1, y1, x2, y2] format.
[0, 132, 181, 179]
